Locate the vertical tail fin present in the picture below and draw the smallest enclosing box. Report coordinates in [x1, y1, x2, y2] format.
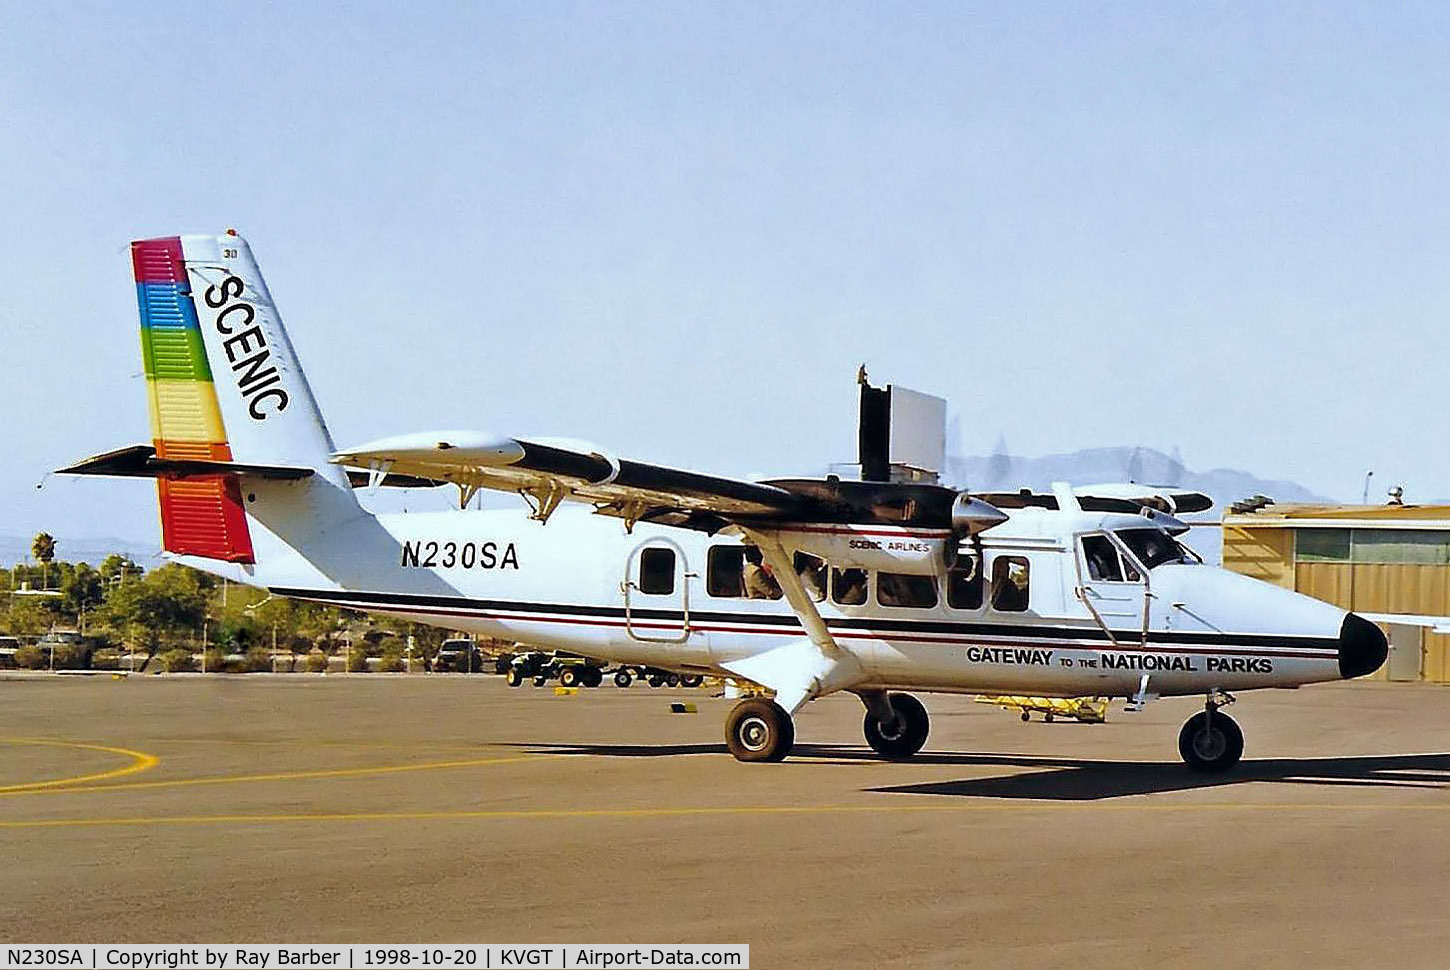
[133, 232, 357, 565]
[134, 235, 254, 562]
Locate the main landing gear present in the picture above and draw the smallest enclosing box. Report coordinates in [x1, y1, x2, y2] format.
[725, 698, 794, 762]
[723, 691, 933, 764]
[1178, 692, 1243, 773]
[861, 692, 930, 760]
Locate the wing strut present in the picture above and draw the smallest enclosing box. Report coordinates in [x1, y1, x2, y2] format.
[720, 527, 867, 713]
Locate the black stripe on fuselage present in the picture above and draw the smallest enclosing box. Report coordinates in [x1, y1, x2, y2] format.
[270, 586, 1339, 654]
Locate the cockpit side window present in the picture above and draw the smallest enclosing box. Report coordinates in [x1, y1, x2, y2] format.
[1081, 534, 1129, 582]
[1115, 528, 1194, 571]
[990, 556, 1030, 612]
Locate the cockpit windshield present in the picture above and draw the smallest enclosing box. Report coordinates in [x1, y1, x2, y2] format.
[1115, 528, 1196, 570]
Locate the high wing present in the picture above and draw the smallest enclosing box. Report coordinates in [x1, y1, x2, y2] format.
[975, 482, 1214, 515]
[1069, 482, 1214, 514]
[330, 430, 817, 531]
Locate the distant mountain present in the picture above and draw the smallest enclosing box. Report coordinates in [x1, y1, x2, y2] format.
[0, 534, 161, 569]
[943, 446, 1334, 510]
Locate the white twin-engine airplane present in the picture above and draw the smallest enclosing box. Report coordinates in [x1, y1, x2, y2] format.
[61, 232, 1388, 772]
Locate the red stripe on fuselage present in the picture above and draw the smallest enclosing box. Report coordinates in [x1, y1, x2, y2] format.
[299, 595, 1338, 661]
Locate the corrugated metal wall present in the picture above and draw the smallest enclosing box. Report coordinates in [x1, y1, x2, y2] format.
[1425, 632, 1450, 683]
[1222, 526, 1294, 588]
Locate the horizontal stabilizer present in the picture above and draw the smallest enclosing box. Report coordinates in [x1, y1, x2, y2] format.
[56, 445, 314, 481]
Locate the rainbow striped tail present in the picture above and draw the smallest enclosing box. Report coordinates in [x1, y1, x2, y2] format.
[134, 236, 254, 563]
[118, 232, 354, 566]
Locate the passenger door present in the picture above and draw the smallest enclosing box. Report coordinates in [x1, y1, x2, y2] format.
[622, 539, 691, 643]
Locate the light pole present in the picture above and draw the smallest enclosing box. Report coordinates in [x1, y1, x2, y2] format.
[1362, 470, 1375, 505]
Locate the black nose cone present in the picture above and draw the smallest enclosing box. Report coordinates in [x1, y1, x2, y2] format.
[1338, 613, 1388, 679]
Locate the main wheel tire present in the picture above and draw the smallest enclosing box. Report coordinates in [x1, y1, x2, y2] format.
[725, 698, 795, 763]
[533, 676, 548, 687]
[863, 693, 930, 760]
[680, 674, 703, 688]
[558, 667, 582, 689]
[582, 666, 603, 688]
[647, 676, 663, 688]
[505, 667, 523, 687]
[666, 673, 680, 688]
[1178, 710, 1244, 773]
[614, 670, 633, 688]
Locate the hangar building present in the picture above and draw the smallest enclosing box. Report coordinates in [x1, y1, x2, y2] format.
[1222, 502, 1450, 683]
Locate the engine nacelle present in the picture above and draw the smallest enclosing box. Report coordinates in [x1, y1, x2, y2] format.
[952, 493, 1009, 536]
[774, 495, 1006, 577]
[778, 523, 958, 577]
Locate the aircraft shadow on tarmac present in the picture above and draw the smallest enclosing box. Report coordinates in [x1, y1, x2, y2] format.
[514, 742, 1450, 801]
[863, 751, 1450, 801]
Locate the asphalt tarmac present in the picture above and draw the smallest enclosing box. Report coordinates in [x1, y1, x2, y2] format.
[2, 674, 1448, 968]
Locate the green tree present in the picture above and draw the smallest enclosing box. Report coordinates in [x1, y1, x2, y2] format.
[4, 596, 54, 637]
[60, 563, 104, 632]
[98, 554, 143, 587]
[104, 564, 208, 670]
[408, 622, 448, 672]
[31, 532, 56, 588]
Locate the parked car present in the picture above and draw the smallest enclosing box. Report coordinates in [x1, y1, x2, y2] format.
[434, 638, 486, 673]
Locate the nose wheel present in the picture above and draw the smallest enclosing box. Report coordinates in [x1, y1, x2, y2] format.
[725, 698, 795, 762]
[1178, 697, 1243, 773]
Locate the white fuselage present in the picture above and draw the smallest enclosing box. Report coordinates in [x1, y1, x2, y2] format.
[204, 487, 1354, 700]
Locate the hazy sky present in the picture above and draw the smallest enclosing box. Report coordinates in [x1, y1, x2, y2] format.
[4, 2, 1448, 547]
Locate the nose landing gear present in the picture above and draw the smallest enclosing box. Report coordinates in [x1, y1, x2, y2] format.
[1178, 692, 1243, 773]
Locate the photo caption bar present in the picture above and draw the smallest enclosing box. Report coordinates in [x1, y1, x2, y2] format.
[3, 945, 749, 970]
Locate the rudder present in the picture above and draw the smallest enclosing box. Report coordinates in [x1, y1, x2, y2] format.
[132, 232, 356, 565]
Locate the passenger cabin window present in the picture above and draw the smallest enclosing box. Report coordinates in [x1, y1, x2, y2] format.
[742, 545, 783, 600]
[832, 568, 868, 606]
[638, 547, 676, 595]
[990, 556, 1030, 612]
[947, 554, 984, 610]
[877, 572, 939, 609]
[1081, 534, 1136, 582]
[794, 552, 827, 602]
[707, 546, 745, 598]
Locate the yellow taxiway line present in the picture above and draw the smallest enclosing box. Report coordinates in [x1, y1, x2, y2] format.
[1, 800, 1447, 830]
[0, 738, 160, 793]
[0, 753, 537, 798]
